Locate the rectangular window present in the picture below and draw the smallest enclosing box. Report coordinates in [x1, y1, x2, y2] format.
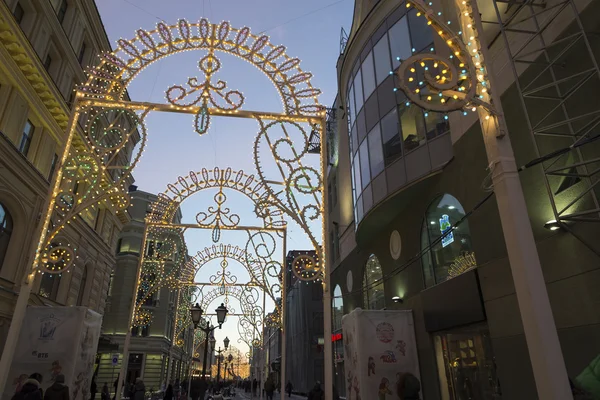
[353, 70, 364, 113]
[43, 54, 52, 71]
[350, 123, 358, 155]
[389, 17, 412, 69]
[332, 176, 338, 206]
[49, 153, 59, 180]
[328, 183, 333, 212]
[57, 0, 68, 24]
[367, 124, 384, 178]
[333, 223, 340, 259]
[361, 52, 376, 100]
[400, 105, 426, 153]
[424, 112, 450, 139]
[13, 2, 25, 24]
[18, 120, 34, 156]
[373, 34, 391, 85]
[359, 140, 370, 189]
[353, 154, 362, 195]
[408, 9, 434, 53]
[381, 108, 403, 165]
[78, 42, 86, 65]
[347, 84, 355, 127]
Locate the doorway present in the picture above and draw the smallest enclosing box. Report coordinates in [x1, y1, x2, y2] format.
[434, 324, 501, 400]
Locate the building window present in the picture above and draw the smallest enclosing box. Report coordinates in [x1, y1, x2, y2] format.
[363, 254, 385, 309]
[400, 104, 426, 153]
[373, 34, 391, 85]
[141, 325, 149, 337]
[389, 17, 412, 68]
[39, 273, 61, 301]
[0, 203, 13, 271]
[421, 194, 475, 287]
[332, 285, 343, 331]
[49, 154, 59, 180]
[78, 42, 86, 65]
[332, 176, 338, 206]
[77, 266, 88, 306]
[43, 54, 52, 72]
[381, 108, 402, 165]
[13, 2, 25, 25]
[18, 120, 34, 156]
[361, 52, 376, 100]
[57, 0, 68, 24]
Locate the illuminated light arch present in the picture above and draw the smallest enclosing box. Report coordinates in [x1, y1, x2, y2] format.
[83, 19, 322, 116]
[148, 167, 287, 238]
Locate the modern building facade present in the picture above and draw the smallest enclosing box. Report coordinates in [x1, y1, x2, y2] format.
[284, 250, 324, 395]
[327, 0, 600, 399]
[97, 187, 197, 391]
[0, 0, 134, 352]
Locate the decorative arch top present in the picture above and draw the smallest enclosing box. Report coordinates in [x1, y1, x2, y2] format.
[82, 19, 322, 116]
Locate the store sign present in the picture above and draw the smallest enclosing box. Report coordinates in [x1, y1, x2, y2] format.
[331, 333, 343, 342]
[439, 214, 454, 247]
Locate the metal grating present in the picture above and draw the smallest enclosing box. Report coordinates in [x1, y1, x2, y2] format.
[486, 0, 600, 233]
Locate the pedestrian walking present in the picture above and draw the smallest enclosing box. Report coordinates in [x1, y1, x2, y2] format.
[396, 372, 421, 400]
[12, 373, 44, 400]
[132, 378, 145, 400]
[43, 374, 69, 400]
[285, 381, 293, 398]
[264, 378, 275, 400]
[163, 384, 173, 400]
[307, 382, 324, 400]
[91, 378, 97, 400]
[101, 383, 109, 400]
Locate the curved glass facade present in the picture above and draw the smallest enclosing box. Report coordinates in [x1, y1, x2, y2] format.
[363, 254, 385, 309]
[346, 5, 450, 223]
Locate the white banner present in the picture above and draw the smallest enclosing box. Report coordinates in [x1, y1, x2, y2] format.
[342, 309, 420, 400]
[3, 307, 102, 400]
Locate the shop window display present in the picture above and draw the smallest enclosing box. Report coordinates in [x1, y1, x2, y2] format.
[421, 194, 476, 287]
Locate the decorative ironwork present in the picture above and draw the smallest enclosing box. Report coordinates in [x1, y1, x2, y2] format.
[196, 187, 240, 242]
[83, 19, 322, 116]
[396, 1, 498, 116]
[291, 253, 321, 281]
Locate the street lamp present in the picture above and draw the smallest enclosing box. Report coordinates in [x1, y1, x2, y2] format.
[216, 337, 229, 387]
[188, 302, 229, 382]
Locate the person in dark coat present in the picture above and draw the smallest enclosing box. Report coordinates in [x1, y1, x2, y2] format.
[307, 382, 324, 400]
[90, 378, 97, 400]
[44, 374, 70, 400]
[12, 373, 44, 400]
[285, 381, 293, 398]
[132, 379, 145, 400]
[101, 383, 110, 400]
[163, 384, 173, 400]
[397, 372, 421, 400]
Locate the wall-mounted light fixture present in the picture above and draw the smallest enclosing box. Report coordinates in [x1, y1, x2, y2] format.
[544, 220, 562, 231]
[392, 296, 403, 304]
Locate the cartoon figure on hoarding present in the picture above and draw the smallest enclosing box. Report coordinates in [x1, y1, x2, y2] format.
[380, 351, 397, 363]
[378, 378, 392, 400]
[368, 357, 376, 376]
[347, 370, 353, 400]
[440, 214, 454, 247]
[352, 376, 361, 400]
[50, 360, 63, 381]
[12, 374, 28, 394]
[396, 340, 406, 356]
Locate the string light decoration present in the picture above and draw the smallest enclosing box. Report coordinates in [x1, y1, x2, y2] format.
[291, 252, 321, 281]
[26, 19, 328, 393]
[396, 0, 502, 123]
[83, 19, 321, 116]
[132, 309, 153, 327]
[196, 187, 241, 243]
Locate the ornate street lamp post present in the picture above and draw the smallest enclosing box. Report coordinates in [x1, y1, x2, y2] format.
[215, 336, 229, 387]
[189, 303, 228, 381]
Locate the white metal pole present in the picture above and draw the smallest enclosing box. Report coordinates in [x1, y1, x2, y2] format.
[116, 224, 149, 400]
[320, 114, 333, 400]
[280, 234, 287, 400]
[454, 1, 572, 398]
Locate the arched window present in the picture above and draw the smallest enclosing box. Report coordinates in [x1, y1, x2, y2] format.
[77, 266, 89, 306]
[39, 273, 62, 301]
[421, 194, 475, 287]
[363, 254, 385, 309]
[0, 202, 14, 271]
[332, 285, 343, 331]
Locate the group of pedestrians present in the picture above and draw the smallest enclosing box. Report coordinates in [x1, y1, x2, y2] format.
[11, 372, 69, 400]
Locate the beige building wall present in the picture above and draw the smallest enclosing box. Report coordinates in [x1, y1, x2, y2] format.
[97, 189, 196, 391]
[0, 0, 138, 352]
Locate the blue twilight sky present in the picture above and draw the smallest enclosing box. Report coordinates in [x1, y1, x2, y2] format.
[96, 0, 354, 354]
